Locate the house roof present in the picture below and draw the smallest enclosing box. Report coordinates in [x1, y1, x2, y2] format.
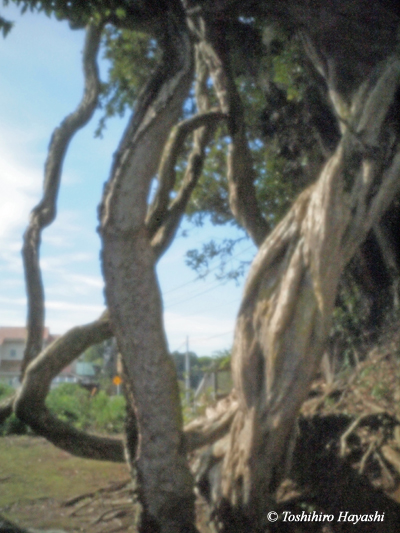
[0, 359, 75, 377]
[0, 326, 51, 345]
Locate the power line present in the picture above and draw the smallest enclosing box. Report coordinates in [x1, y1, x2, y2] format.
[164, 245, 255, 308]
[190, 330, 233, 343]
[162, 243, 255, 297]
[184, 296, 241, 316]
[173, 340, 187, 352]
[165, 278, 231, 309]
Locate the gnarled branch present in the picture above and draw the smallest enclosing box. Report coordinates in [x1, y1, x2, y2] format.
[150, 47, 226, 256]
[146, 111, 226, 236]
[6, 32, 229, 471]
[6, 307, 235, 461]
[14, 312, 124, 462]
[99, 7, 201, 530]
[184, 394, 238, 453]
[21, 21, 103, 375]
[191, 19, 270, 246]
[211, 54, 400, 524]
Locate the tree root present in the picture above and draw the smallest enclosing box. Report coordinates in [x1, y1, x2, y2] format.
[63, 479, 131, 508]
[381, 445, 400, 477]
[185, 394, 238, 452]
[190, 412, 400, 531]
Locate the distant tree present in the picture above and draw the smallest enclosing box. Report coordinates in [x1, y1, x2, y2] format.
[1, 1, 400, 532]
[80, 337, 117, 377]
[171, 350, 204, 389]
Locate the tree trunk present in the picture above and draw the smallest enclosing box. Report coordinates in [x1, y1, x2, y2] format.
[99, 7, 199, 532]
[213, 56, 400, 529]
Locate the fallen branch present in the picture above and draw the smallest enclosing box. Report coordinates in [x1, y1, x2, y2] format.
[63, 479, 131, 507]
[374, 449, 396, 490]
[340, 412, 384, 457]
[67, 497, 94, 517]
[359, 438, 378, 474]
[92, 506, 132, 525]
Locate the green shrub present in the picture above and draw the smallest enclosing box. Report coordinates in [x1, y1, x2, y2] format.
[0, 382, 14, 401]
[45, 383, 126, 433]
[0, 383, 30, 435]
[0, 383, 126, 436]
[46, 383, 91, 429]
[90, 391, 126, 433]
[0, 413, 29, 436]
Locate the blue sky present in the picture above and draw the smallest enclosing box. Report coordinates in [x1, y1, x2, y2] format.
[0, 4, 257, 356]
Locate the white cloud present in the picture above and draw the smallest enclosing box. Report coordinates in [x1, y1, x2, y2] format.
[164, 311, 234, 355]
[0, 131, 42, 242]
[46, 300, 105, 314]
[45, 301, 106, 335]
[68, 274, 104, 289]
[40, 252, 95, 272]
[0, 309, 26, 327]
[0, 296, 27, 306]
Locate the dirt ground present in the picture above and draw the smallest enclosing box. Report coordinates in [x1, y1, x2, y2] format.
[1, 331, 400, 532]
[0, 435, 136, 532]
[0, 436, 213, 533]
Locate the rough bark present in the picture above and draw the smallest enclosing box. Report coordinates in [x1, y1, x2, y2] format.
[211, 55, 400, 527]
[99, 6, 199, 532]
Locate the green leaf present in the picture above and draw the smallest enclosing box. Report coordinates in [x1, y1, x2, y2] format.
[0, 15, 13, 37]
[115, 7, 126, 19]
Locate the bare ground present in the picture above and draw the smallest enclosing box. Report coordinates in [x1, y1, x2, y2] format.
[1, 329, 400, 532]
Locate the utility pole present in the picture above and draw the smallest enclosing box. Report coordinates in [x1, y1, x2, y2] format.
[185, 336, 191, 406]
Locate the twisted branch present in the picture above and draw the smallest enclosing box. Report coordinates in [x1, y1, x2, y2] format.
[5, 22, 123, 460]
[150, 47, 226, 256]
[21, 21, 103, 375]
[146, 110, 225, 238]
[191, 19, 270, 246]
[14, 313, 124, 461]
[4, 308, 235, 459]
[4, 29, 231, 466]
[214, 55, 400, 520]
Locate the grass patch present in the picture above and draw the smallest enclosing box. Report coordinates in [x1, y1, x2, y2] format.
[0, 435, 128, 508]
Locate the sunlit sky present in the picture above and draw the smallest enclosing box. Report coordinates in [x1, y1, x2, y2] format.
[0, 4, 257, 356]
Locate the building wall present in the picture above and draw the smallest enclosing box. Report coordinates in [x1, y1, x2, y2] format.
[0, 340, 25, 361]
[0, 328, 90, 389]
